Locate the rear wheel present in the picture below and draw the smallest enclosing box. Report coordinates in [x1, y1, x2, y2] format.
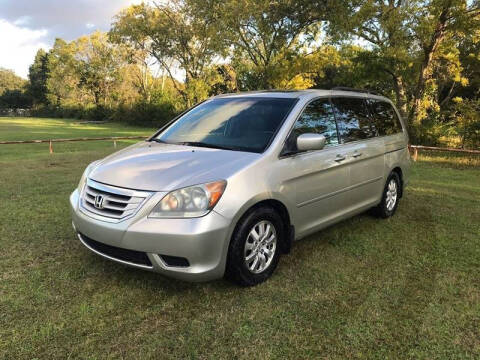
[373, 172, 401, 218]
[225, 206, 283, 286]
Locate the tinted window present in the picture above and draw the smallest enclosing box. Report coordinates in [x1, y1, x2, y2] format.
[367, 99, 403, 136]
[156, 97, 297, 153]
[331, 97, 374, 143]
[285, 98, 338, 152]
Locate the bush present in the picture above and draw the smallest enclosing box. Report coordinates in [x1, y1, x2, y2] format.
[409, 99, 480, 150]
[0, 89, 32, 109]
[451, 99, 480, 150]
[30, 98, 178, 127]
[409, 117, 449, 147]
[114, 100, 177, 127]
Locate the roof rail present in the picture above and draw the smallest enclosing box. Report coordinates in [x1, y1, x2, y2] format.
[331, 86, 381, 96]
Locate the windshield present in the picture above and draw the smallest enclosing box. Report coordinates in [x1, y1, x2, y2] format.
[154, 97, 297, 153]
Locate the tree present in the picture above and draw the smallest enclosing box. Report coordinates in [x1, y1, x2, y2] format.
[327, 0, 419, 118]
[191, 0, 326, 89]
[0, 68, 31, 109]
[327, 0, 480, 128]
[109, 4, 159, 103]
[0, 89, 31, 109]
[408, 0, 480, 124]
[27, 49, 49, 105]
[20, 0, 480, 146]
[209, 64, 238, 95]
[111, 1, 224, 106]
[46, 39, 81, 106]
[74, 31, 127, 107]
[0, 68, 26, 95]
[453, 29, 480, 101]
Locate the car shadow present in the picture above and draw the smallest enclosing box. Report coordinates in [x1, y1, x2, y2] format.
[82, 210, 386, 293]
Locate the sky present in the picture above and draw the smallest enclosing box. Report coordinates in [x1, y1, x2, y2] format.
[0, 0, 141, 78]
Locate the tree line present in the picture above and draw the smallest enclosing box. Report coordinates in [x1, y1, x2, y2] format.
[0, 0, 479, 148]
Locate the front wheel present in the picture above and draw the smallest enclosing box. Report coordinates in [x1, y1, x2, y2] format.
[373, 172, 401, 218]
[225, 206, 283, 286]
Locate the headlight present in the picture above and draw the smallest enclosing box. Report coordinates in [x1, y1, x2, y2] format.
[149, 180, 227, 218]
[78, 161, 100, 192]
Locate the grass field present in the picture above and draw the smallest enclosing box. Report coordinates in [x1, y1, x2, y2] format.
[0, 117, 156, 161]
[1, 117, 479, 359]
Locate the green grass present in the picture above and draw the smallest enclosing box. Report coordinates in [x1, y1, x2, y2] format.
[0, 117, 156, 161]
[0, 117, 155, 141]
[415, 149, 480, 169]
[1, 117, 479, 359]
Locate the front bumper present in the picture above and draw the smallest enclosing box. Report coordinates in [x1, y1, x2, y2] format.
[70, 189, 232, 281]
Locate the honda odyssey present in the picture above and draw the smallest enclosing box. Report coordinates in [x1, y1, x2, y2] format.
[70, 89, 410, 286]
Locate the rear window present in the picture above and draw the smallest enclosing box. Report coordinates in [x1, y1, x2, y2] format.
[331, 97, 375, 143]
[367, 99, 403, 136]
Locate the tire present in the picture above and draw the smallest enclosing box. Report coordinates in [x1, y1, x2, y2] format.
[373, 172, 401, 218]
[225, 206, 283, 286]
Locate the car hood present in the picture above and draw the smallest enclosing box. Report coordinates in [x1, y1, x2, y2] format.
[89, 141, 260, 192]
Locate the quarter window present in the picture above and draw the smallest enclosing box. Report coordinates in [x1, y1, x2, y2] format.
[367, 99, 403, 136]
[285, 98, 338, 152]
[331, 97, 375, 143]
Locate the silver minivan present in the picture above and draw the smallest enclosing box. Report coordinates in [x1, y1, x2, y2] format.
[70, 89, 410, 285]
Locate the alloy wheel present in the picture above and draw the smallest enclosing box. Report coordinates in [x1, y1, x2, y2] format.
[386, 179, 398, 211]
[243, 220, 277, 274]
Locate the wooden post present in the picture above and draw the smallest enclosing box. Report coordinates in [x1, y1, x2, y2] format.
[49, 140, 53, 154]
[113, 140, 117, 148]
[413, 147, 418, 162]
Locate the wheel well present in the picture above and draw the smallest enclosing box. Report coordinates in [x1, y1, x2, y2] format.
[236, 199, 293, 254]
[391, 167, 403, 197]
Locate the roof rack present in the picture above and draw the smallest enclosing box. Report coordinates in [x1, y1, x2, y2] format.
[331, 87, 381, 96]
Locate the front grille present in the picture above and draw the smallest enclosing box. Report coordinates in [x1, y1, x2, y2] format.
[81, 179, 151, 221]
[80, 233, 152, 267]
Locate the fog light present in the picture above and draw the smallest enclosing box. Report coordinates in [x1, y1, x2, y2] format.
[159, 254, 190, 267]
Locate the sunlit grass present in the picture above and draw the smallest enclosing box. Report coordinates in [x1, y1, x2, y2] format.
[0, 116, 155, 141]
[0, 117, 155, 160]
[417, 149, 480, 169]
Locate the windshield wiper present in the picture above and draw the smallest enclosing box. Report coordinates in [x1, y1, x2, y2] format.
[175, 141, 236, 151]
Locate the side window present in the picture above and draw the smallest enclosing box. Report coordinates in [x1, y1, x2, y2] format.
[367, 99, 403, 136]
[285, 98, 338, 152]
[331, 97, 375, 143]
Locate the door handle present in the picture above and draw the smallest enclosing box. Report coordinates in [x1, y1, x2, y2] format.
[352, 152, 362, 158]
[334, 154, 346, 162]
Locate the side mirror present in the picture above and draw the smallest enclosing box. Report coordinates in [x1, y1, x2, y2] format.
[296, 133, 326, 151]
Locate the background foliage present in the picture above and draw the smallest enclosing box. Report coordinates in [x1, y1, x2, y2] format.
[0, 0, 479, 147]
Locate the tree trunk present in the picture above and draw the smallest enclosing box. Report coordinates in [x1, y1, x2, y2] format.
[439, 82, 455, 108]
[94, 91, 100, 106]
[409, 6, 450, 124]
[392, 75, 408, 120]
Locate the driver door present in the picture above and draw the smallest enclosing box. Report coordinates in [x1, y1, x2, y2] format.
[280, 98, 350, 237]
